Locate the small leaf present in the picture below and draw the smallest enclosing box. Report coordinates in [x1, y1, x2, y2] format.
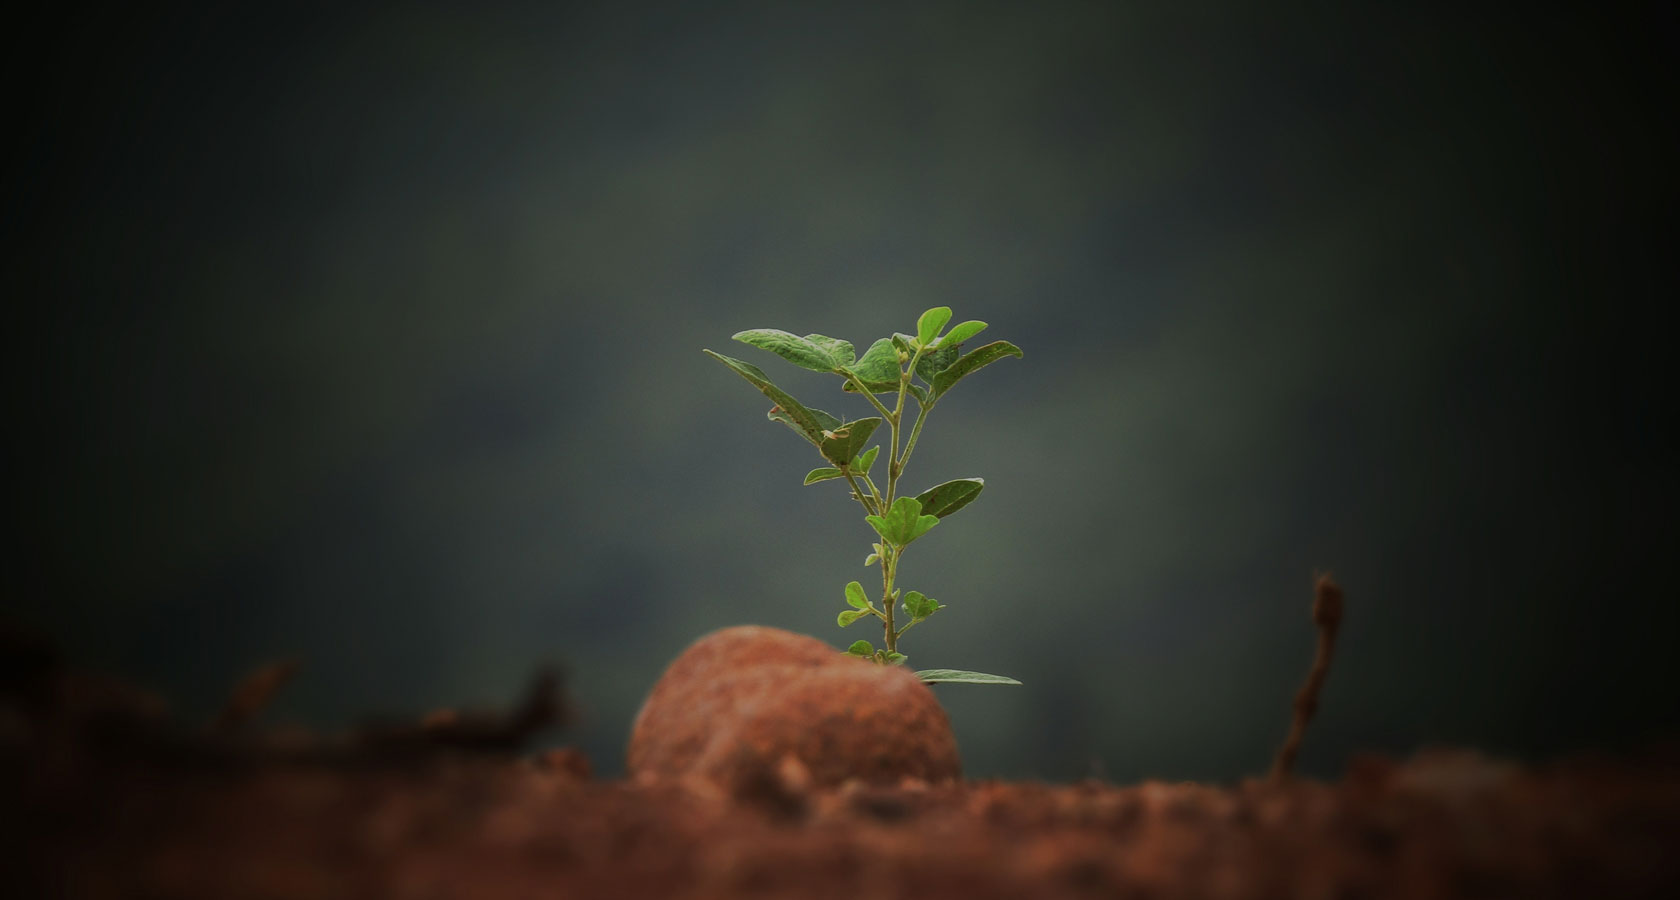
[902, 590, 940, 620]
[846, 640, 874, 657]
[837, 609, 868, 627]
[916, 307, 952, 346]
[914, 478, 985, 518]
[929, 340, 1023, 400]
[914, 669, 1022, 685]
[853, 445, 880, 477]
[939, 320, 987, 347]
[848, 338, 900, 382]
[732, 329, 845, 372]
[864, 553, 879, 566]
[804, 467, 843, 485]
[844, 581, 868, 609]
[884, 652, 908, 666]
[819, 416, 882, 468]
[705, 350, 831, 444]
[864, 496, 941, 546]
[803, 333, 855, 367]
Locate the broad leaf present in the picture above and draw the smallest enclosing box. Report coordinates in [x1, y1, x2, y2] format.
[704, 350, 829, 444]
[768, 404, 842, 440]
[733, 329, 846, 372]
[914, 338, 962, 384]
[846, 640, 874, 657]
[837, 609, 868, 627]
[803, 333, 855, 367]
[916, 307, 952, 346]
[848, 338, 900, 382]
[902, 590, 940, 620]
[844, 581, 869, 609]
[819, 416, 881, 468]
[864, 496, 940, 546]
[929, 340, 1023, 400]
[914, 478, 985, 518]
[804, 467, 843, 485]
[914, 669, 1022, 685]
[938, 320, 987, 347]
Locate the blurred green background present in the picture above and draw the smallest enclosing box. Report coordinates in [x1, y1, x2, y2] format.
[8, 1, 1676, 781]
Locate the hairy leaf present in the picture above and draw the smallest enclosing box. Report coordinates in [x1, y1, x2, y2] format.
[844, 581, 869, 609]
[914, 338, 963, 384]
[804, 467, 843, 485]
[902, 590, 941, 620]
[846, 640, 874, 657]
[929, 340, 1023, 400]
[803, 333, 855, 367]
[914, 478, 985, 518]
[819, 416, 882, 468]
[733, 329, 846, 372]
[704, 350, 829, 444]
[914, 669, 1022, 685]
[837, 609, 868, 627]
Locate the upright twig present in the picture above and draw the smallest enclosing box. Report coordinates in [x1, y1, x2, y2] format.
[1270, 573, 1344, 783]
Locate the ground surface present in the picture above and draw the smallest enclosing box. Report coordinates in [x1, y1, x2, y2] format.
[4, 634, 1678, 899]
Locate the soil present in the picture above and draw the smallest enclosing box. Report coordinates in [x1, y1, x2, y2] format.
[4, 625, 1678, 899]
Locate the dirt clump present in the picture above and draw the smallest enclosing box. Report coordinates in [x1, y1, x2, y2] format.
[626, 625, 962, 792]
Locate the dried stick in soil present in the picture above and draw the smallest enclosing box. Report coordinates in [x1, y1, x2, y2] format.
[1270, 574, 1344, 782]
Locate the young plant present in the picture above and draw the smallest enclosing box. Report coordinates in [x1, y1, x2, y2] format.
[704, 307, 1023, 686]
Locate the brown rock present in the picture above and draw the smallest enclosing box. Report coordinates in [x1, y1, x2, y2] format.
[627, 626, 961, 790]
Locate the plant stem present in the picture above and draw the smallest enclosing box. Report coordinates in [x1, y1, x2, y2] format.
[842, 372, 897, 423]
[880, 544, 898, 653]
[899, 401, 933, 474]
[842, 471, 878, 516]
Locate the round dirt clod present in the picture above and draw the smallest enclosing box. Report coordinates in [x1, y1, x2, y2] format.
[627, 626, 962, 790]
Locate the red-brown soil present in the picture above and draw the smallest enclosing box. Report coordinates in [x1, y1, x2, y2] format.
[4, 627, 1678, 899]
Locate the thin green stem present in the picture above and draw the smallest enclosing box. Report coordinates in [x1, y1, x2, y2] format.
[842, 372, 896, 422]
[899, 401, 933, 474]
[859, 472, 885, 512]
[842, 471, 878, 516]
[881, 543, 898, 653]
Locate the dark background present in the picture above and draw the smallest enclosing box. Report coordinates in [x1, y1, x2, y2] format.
[7, 1, 1676, 782]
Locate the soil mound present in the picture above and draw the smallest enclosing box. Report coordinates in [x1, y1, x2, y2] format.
[626, 626, 961, 790]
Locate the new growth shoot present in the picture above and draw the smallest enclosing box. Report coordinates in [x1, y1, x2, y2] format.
[705, 307, 1023, 686]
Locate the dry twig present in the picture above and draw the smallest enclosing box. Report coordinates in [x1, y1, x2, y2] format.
[1270, 573, 1344, 782]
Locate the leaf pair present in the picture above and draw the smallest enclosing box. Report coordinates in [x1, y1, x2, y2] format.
[846, 640, 906, 666]
[865, 497, 939, 547]
[837, 581, 880, 627]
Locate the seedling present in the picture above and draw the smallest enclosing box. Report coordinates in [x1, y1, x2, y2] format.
[704, 307, 1023, 686]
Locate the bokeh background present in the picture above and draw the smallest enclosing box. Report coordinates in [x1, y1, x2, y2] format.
[8, 1, 1676, 782]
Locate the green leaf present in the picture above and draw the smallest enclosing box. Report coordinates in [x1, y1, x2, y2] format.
[837, 609, 868, 627]
[884, 652, 908, 666]
[804, 467, 843, 485]
[914, 338, 962, 384]
[914, 478, 985, 519]
[844, 581, 868, 609]
[732, 329, 847, 372]
[902, 591, 941, 620]
[916, 307, 952, 346]
[704, 350, 831, 444]
[819, 416, 881, 468]
[929, 340, 1023, 400]
[891, 333, 916, 356]
[914, 669, 1022, 685]
[853, 445, 880, 477]
[939, 320, 987, 347]
[864, 496, 941, 547]
[846, 640, 874, 657]
[864, 552, 879, 566]
[803, 333, 855, 367]
[848, 338, 900, 382]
